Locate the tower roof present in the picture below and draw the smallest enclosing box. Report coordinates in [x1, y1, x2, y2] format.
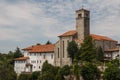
[76, 8, 89, 12]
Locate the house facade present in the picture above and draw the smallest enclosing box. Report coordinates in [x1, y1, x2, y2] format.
[14, 44, 54, 74]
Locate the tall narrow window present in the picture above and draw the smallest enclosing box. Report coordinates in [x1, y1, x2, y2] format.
[51, 54, 53, 59]
[63, 41, 64, 58]
[67, 40, 69, 58]
[43, 55, 46, 59]
[67, 40, 69, 45]
[58, 48, 59, 58]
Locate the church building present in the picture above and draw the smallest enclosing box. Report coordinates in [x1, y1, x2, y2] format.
[54, 8, 118, 67]
[14, 8, 120, 74]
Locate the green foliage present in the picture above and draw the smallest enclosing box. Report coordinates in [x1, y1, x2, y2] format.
[0, 64, 17, 80]
[67, 40, 78, 63]
[80, 62, 100, 80]
[31, 71, 40, 80]
[111, 59, 119, 67]
[46, 40, 52, 44]
[80, 36, 96, 62]
[60, 65, 70, 76]
[96, 46, 104, 62]
[75, 49, 81, 62]
[39, 61, 59, 80]
[104, 64, 120, 80]
[55, 73, 64, 80]
[13, 47, 23, 58]
[18, 73, 31, 80]
[72, 63, 81, 80]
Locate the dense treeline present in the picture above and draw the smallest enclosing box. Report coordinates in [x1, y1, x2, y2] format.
[0, 47, 22, 80]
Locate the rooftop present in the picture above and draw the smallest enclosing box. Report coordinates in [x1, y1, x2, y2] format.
[14, 56, 29, 61]
[58, 30, 77, 37]
[59, 30, 117, 42]
[23, 44, 55, 53]
[105, 48, 120, 52]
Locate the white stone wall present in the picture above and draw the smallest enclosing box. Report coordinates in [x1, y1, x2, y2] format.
[112, 51, 120, 59]
[28, 52, 54, 72]
[23, 51, 29, 57]
[105, 49, 120, 60]
[14, 60, 27, 74]
[14, 51, 54, 74]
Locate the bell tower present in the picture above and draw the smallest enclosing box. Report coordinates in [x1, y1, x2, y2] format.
[76, 9, 90, 40]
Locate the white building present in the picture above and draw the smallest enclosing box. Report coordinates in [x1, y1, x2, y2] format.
[14, 44, 54, 74]
[105, 45, 120, 60]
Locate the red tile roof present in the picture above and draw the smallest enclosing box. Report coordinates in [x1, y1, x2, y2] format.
[22, 46, 33, 51]
[105, 48, 119, 52]
[105, 48, 120, 52]
[59, 30, 117, 42]
[15, 56, 29, 61]
[23, 44, 55, 53]
[58, 30, 77, 37]
[90, 34, 117, 42]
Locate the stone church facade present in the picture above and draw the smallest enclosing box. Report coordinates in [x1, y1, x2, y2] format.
[54, 8, 118, 67]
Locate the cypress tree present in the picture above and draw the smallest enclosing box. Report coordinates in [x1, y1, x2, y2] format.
[80, 36, 96, 62]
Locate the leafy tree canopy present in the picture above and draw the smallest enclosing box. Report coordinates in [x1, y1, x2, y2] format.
[13, 47, 23, 58]
[67, 40, 78, 63]
[18, 73, 31, 80]
[80, 36, 96, 62]
[104, 63, 120, 80]
[80, 62, 100, 80]
[96, 46, 104, 62]
[46, 40, 52, 45]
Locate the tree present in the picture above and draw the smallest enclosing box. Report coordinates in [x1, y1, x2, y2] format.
[0, 51, 16, 80]
[0, 51, 17, 80]
[60, 65, 71, 76]
[80, 36, 96, 62]
[111, 59, 119, 67]
[39, 61, 59, 80]
[104, 63, 120, 80]
[67, 41, 78, 63]
[80, 62, 100, 80]
[31, 71, 40, 80]
[72, 63, 81, 80]
[13, 47, 23, 58]
[96, 46, 104, 62]
[46, 40, 52, 44]
[18, 73, 31, 80]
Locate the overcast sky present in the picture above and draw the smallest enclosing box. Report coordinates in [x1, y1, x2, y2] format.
[0, 0, 120, 53]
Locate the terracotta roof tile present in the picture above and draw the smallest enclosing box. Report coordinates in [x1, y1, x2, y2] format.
[90, 34, 117, 42]
[15, 56, 29, 61]
[58, 30, 117, 42]
[105, 48, 119, 52]
[22, 46, 33, 50]
[59, 30, 77, 37]
[25, 44, 55, 53]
